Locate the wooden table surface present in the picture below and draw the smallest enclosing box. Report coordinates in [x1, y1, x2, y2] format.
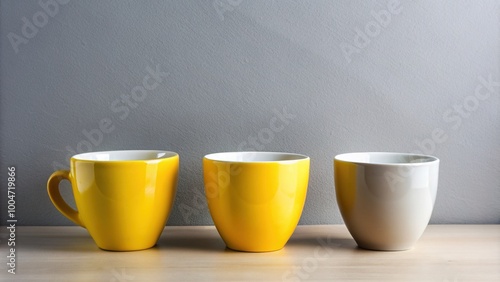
[1, 225, 499, 281]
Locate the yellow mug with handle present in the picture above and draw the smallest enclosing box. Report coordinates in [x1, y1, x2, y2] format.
[47, 150, 179, 251]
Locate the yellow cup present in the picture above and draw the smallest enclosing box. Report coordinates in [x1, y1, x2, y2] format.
[203, 152, 310, 252]
[47, 150, 179, 251]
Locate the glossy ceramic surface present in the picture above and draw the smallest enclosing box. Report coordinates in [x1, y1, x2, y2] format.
[334, 152, 439, 251]
[203, 152, 310, 252]
[47, 150, 179, 251]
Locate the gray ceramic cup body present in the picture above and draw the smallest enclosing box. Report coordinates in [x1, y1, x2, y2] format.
[334, 152, 439, 251]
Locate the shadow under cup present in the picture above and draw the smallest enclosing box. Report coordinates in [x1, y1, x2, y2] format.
[47, 150, 179, 251]
[203, 152, 310, 252]
[334, 152, 439, 251]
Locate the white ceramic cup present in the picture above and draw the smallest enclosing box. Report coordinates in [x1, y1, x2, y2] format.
[334, 152, 439, 251]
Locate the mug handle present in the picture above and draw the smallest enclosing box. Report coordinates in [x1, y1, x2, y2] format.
[47, 170, 85, 227]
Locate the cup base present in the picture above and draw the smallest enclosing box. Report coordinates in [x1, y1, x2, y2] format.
[226, 245, 285, 253]
[97, 243, 157, 252]
[355, 242, 415, 252]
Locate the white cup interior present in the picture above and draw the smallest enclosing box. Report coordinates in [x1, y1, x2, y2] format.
[335, 152, 438, 165]
[72, 150, 177, 161]
[204, 152, 309, 163]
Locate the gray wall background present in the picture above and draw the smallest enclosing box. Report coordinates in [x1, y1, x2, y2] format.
[0, 0, 499, 226]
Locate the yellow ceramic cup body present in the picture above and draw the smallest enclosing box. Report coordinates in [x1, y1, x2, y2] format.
[203, 152, 310, 252]
[47, 150, 179, 251]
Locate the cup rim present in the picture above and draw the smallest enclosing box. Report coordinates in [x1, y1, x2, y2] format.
[204, 151, 309, 163]
[71, 150, 178, 162]
[334, 152, 439, 166]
